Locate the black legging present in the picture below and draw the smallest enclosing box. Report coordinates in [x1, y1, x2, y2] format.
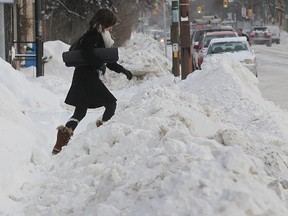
[102, 102, 117, 121]
[65, 102, 117, 131]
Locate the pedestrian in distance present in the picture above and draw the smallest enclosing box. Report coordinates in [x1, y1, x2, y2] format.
[52, 8, 133, 155]
[237, 28, 251, 46]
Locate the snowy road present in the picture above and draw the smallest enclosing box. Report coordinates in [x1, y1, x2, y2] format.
[254, 43, 288, 111]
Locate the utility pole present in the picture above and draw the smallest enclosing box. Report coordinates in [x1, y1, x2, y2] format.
[171, 0, 180, 77]
[179, 0, 191, 80]
[35, 0, 43, 77]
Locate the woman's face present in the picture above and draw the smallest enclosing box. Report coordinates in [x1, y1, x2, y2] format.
[105, 26, 113, 32]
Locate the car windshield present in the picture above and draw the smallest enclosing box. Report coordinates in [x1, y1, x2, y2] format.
[203, 34, 236, 47]
[207, 41, 249, 54]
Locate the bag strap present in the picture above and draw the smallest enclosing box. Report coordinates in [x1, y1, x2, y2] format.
[69, 30, 88, 51]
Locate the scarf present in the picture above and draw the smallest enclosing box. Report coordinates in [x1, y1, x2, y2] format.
[98, 26, 114, 48]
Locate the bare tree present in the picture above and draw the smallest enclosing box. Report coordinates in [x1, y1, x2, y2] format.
[43, 0, 161, 46]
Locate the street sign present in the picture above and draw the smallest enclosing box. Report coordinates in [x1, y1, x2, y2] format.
[172, 7, 179, 22]
[173, 43, 179, 58]
[172, 43, 179, 52]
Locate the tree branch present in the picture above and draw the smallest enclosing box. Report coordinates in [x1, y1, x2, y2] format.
[55, 0, 85, 19]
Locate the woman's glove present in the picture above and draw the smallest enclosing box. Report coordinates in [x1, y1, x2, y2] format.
[122, 69, 133, 80]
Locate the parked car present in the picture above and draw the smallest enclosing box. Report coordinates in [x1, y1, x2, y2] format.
[193, 31, 238, 70]
[266, 25, 280, 44]
[191, 26, 234, 47]
[205, 37, 258, 76]
[191, 26, 235, 71]
[249, 26, 272, 46]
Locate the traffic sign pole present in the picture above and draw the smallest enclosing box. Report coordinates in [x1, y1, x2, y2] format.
[171, 0, 180, 77]
[179, 0, 192, 80]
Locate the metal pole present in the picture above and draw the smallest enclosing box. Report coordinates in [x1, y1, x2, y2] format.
[0, 4, 5, 60]
[35, 0, 43, 77]
[163, 0, 167, 57]
[286, 0, 288, 31]
[179, 0, 192, 80]
[171, 0, 180, 77]
[251, 0, 254, 26]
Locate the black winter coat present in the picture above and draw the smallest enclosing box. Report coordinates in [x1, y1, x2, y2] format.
[65, 28, 125, 108]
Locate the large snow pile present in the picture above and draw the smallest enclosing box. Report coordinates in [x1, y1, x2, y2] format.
[0, 33, 288, 216]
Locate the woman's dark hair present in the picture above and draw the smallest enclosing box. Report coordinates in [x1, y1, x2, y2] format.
[89, 8, 117, 30]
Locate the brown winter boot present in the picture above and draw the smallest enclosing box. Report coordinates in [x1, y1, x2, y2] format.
[96, 120, 106, 127]
[52, 125, 73, 155]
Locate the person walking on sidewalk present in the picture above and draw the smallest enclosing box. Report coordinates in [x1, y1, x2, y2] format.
[52, 8, 133, 155]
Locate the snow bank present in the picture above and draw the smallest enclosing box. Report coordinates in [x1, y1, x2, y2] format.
[0, 60, 48, 209]
[1, 35, 288, 216]
[119, 33, 172, 77]
[0, 58, 61, 111]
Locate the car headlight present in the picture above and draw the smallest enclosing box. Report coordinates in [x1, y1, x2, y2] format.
[242, 59, 255, 64]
